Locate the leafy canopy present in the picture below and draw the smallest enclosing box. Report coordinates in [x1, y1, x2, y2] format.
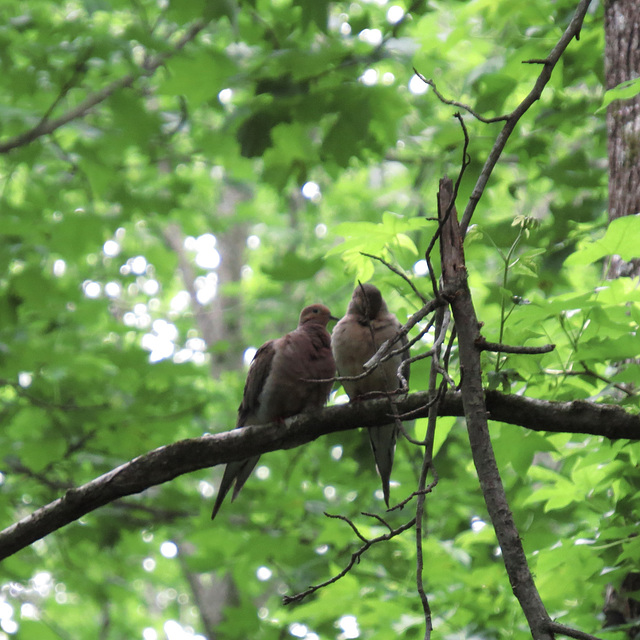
[0, 0, 637, 639]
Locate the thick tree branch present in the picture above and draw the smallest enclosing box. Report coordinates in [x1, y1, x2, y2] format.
[0, 388, 637, 561]
[482, 391, 638, 439]
[547, 621, 605, 640]
[0, 20, 207, 154]
[439, 178, 553, 640]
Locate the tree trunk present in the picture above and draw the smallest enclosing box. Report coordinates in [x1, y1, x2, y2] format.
[604, 0, 640, 278]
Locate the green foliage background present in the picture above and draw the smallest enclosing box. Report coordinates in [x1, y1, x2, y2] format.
[0, 0, 638, 638]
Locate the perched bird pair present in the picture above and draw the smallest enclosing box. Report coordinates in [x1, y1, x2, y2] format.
[210, 284, 409, 520]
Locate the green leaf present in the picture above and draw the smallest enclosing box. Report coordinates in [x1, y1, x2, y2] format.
[108, 90, 161, 145]
[20, 435, 67, 472]
[565, 215, 640, 266]
[525, 474, 581, 511]
[16, 620, 61, 640]
[597, 76, 640, 113]
[160, 50, 236, 107]
[574, 335, 640, 361]
[6, 406, 49, 440]
[432, 416, 456, 457]
[294, 0, 329, 31]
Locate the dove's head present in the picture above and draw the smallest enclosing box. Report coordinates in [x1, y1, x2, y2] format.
[348, 283, 387, 320]
[299, 304, 338, 328]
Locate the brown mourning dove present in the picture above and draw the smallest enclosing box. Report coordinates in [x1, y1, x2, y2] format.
[211, 304, 336, 520]
[331, 284, 409, 507]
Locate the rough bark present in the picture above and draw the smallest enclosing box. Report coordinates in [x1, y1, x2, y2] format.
[439, 179, 553, 640]
[605, 0, 640, 278]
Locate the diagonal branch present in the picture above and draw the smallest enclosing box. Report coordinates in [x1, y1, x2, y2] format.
[456, 0, 593, 235]
[360, 252, 428, 304]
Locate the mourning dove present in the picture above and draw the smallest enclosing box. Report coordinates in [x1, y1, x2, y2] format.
[211, 304, 336, 520]
[331, 284, 409, 507]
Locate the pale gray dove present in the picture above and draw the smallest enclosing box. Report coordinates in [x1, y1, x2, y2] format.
[331, 284, 409, 507]
[211, 304, 336, 520]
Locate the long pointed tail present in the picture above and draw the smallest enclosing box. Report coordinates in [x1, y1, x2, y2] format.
[211, 455, 261, 520]
[367, 424, 397, 507]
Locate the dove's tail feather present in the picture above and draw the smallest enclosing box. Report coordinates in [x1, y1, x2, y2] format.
[368, 423, 397, 508]
[211, 455, 261, 520]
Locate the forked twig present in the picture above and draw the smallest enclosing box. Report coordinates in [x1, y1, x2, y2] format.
[388, 476, 438, 511]
[283, 514, 416, 605]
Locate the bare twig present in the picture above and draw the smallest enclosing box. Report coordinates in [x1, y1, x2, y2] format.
[323, 512, 369, 543]
[403, 317, 436, 352]
[452, 112, 472, 198]
[422, 115, 471, 280]
[394, 394, 441, 423]
[360, 252, 428, 304]
[360, 512, 394, 532]
[412, 71, 509, 124]
[283, 515, 416, 605]
[389, 476, 438, 511]
[399, 308, 456, 391]
[414, 304, 448, 639]
[459, 0, 593, 235]
[361, 293, 450, 373]
[477, 339, 556, 355]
